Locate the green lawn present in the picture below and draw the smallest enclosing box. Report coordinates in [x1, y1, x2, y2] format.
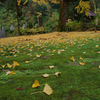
[0, 32, 100, 100]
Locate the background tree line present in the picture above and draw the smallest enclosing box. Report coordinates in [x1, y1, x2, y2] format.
[0, 0, 100, 36]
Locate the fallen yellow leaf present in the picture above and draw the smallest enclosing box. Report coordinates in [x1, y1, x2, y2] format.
[60, 49, 65, 52]
[99, 65, 100, 68]
[10, 71, 16, 74]
[52, 49, 56, 53]
[13, 61, 19, 68]
[79, 57, 83, 60]
[98, 51, 100, 53]
[33, 58, 37, 60]
[95, 45, 99, 48]
[2, 64, 6, 68]
[58, 50, 61, 54]
[43, 83, 53, 95]
[7, 63, 12, 68]
[43, 74, 49, 78]
[36, 54, 41, 57]
[55, 72, 61, 77]
[79, 61, 85, 65]
[49, 66, 54, 69]
[32, 80, 40, 88]
[70, 56, 75, 62]
[25, 61, 30, 63]
[5, 71, 11, 75]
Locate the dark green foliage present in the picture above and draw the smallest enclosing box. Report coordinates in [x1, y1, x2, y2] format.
[43, 11, 59, 32]
[27, 20, 33, 28]
[20, 28, 28, 35]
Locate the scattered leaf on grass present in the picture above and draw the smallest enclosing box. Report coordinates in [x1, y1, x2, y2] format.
[58, 50, 61, 54]
[95, 45, 99, 48]
[25, 61, 30, 63]
[32, 80, 40, 88]
[83, 52, 86, 54]
[43, 74, 49, 78]
[7, 63, 12, 68]
[30, 83, 53, 95]
[52, 49, 56, 53]
[33, 58, 37, 60]
[60, 49, 65, 52]
[13, 61, 19, 68]
[79, 61, 85, 65]
[49, 66, 54, 69]
[70, 56, 75, 62]
[17, 87, 23, 91]
[55, 72, 61, 77]
[99, 65, 100, 68]
[2, 64, 6, 68]
[98, 51, 100, 53]
[10, 71, 16, 75]
[6, 71, 11, 75]
[36, 54, 41, 57]
[43, 83, 53, 95]
[79, 57, 83, 60]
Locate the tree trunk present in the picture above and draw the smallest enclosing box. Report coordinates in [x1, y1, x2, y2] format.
[58, 0, 67, 31]
[93, 0, 96, 13]
[15, 0, 20, 36]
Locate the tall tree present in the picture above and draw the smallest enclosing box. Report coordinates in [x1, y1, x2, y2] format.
[6, 0, 28, 35]
[18, 0, 91, 32]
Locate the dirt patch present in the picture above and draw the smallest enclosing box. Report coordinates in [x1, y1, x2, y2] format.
[41, 56, 50, 59]
[67, 63, 80, 66]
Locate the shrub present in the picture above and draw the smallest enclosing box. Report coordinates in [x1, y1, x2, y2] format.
[66, 20, 83, 31]
[20, 28, 29, 35]
[43, 11, 59, 32]
[27, 20, 33, 28]
[29, 26, 46, 35]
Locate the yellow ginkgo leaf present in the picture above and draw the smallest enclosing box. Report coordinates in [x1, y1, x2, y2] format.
[14, 54, 17, 57]
[79, 61, 85, 65]
[13, 61, 19, 68]
[33, 58, 37, 60]
[58, 50, 61, 54]
[49, 66, 54, 69]
[98, 51, 100, 53]
[36, 54, 41, 57]
[60, 49, 65, 52]
[16, 62, 19, 66]
[99, 65, 100, 68]
[52, 49, 56, 53]
[43, 74, 49, 78]
[7, 63, 12, 68]
[25, 61, 30, 63]
[5, 71, 11, 75]
[10, 71, 16, 75]
[95, 45, 99, 48]
[32, 80, 40, 88]
[43, 83, 53, 95]
[2, 64, 6, 68]
[70, 56, 75, 62]
[55, 72, 61, 77]
[79, 57, 83, 60]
